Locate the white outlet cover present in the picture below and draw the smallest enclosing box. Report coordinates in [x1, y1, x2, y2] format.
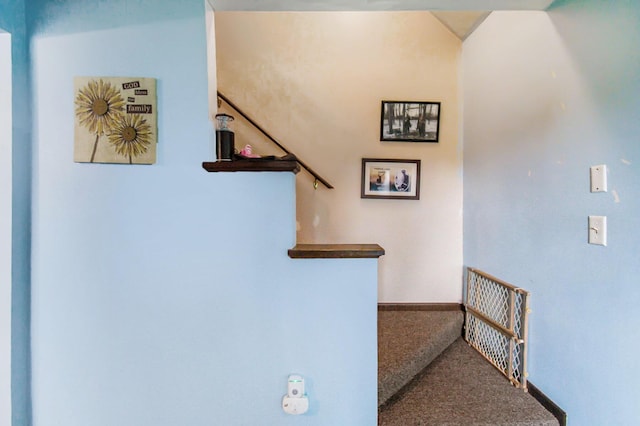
[282, 396, 309, 415]
[590, 165, 607, 192]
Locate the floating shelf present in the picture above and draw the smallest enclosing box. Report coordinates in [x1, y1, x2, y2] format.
[202, 159, 300, 173]
[288, 244, 385, 259]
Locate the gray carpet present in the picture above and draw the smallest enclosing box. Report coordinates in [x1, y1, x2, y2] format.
[378, 310, 464, 406]
[379, 338, 559, 426]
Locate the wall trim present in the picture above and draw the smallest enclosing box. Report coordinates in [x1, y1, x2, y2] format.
[0, 30, 12, 426]
[527, 381, 567, 426]
[378, 303, 463, 311]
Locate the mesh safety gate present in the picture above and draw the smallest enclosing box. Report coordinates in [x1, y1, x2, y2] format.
[464, 268, 530, 390]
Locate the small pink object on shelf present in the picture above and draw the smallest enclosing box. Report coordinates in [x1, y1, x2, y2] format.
[239, 144, 261, 158]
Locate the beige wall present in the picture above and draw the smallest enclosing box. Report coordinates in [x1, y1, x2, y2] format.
[215, 12, 463, 302]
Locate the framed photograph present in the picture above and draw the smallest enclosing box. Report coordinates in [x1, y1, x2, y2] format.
[361, 158, 421, 200]
[380, 100, 440, 142]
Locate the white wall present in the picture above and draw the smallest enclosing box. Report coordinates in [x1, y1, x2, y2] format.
[215, 12, 463, 302]
[0, 28, 12, 426]
[463, 5, 640, 424]
[205, 0, 217, 123]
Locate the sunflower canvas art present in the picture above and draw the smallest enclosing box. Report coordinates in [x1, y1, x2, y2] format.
[74, 76, 157, 164]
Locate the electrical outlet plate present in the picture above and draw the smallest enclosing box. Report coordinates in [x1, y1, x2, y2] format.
[282, 396, 309, 415]
[590, 165, 607, 192]
[588, 216, 607, 246]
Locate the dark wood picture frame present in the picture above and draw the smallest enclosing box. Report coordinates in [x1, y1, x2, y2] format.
[380, 100, 440, 142]
[361, 158, 421, 200]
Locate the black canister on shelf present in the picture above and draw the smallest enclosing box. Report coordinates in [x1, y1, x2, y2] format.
[215, 113, 235, 161]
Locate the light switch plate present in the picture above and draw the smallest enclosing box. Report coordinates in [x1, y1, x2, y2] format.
[588, 216, 607, 246]
[590, 165, 607, 192]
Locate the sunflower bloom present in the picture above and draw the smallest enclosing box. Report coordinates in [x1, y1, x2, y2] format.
[75, 79, 125, 136]
[107, 114, 153, 164]
[75, 79, 125, 162]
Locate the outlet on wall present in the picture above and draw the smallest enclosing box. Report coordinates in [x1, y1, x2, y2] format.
[590, 165, 607, 192]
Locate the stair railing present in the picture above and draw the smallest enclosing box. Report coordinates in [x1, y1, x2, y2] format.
[216, 91, 333, 189]
[464, 267, 530, 390]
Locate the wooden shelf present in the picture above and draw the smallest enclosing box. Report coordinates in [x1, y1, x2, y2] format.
[202, 159, 300, 173]
[288, 244, 385, 259]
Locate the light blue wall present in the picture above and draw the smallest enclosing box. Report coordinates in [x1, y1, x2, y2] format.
[0, 0, 32, 425]
[463, 2, 640, 425]
[28, 1, 377, 425]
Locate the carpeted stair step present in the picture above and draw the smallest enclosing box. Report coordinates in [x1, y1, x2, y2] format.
[378, 310, 464, 407]
[379, 338, 559, 426]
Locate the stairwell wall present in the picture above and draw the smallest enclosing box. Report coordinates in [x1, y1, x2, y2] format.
[214, 12, 463, 303]
[463, 4, 640, 425]
[28, 0, 377, 425]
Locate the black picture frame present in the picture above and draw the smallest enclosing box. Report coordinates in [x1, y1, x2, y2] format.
[380, 100, 441, 142]
[361, 158, 421, 200]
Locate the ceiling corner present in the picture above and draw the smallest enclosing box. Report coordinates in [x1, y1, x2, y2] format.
[431, 11, 491, 41]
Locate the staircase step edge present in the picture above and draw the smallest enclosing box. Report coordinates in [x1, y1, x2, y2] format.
[378, 312, 464, 407]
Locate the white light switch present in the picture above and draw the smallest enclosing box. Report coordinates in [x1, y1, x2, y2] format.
[588, 216, 607, 246]
[590, 165, 607, 192]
